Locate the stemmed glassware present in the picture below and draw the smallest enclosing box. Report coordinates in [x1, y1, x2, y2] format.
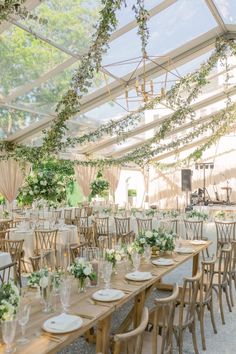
[103, 262, 113, 289]
[59, 278, 72, 313]
[144, 245, 151, 264]
[131, 252, 141, 272]
[17, 303, 31, 344]
[1, 318, 17, 353]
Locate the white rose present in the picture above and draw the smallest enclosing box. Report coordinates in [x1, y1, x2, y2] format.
[84, 266, 91, 276]
[140, 238, 146, 244]
[29, 191, 34, 196]
[145, 231, 153, 238]
[127, 246, 133, 254]
[115, 254, 121, 262]
[39, 276, 48, 288]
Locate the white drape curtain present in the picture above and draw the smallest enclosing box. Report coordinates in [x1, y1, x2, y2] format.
[104, 166, 121, 200]
[142, 166, 149, 206]
[0, 160, 31, 202]
[74, 165, 97, 199]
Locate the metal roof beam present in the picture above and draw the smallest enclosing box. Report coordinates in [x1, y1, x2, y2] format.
[205, 0, 227, 33]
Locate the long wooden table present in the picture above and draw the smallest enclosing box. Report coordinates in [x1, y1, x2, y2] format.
[0, 241, 211, 354]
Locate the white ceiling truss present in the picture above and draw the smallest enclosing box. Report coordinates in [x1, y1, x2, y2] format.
[0, 0, 236, 164]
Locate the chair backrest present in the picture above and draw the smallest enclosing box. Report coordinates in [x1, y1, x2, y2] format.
[216, 243, 232, 286]
[230, 240, 236, 274]
[34, 229, 58, 254]
[136, 218, 152, 233]
[179, 272, 202, 327]
[0, 262, 17, 285]
[70, 243, 88, 263]
[78, 226, 95, 246]
[52, 210, 62, 221]
[2, 239, 24, 263]
[64, 209, 73, 224]
[76, 216, 89, 228]
[184, 220, 203, 240]
[74, 207, 82, 219]
[95, 217, 109, 236]
[153, 284, 179, 354]
[81, 206, 93, 217]
[215, 221, 236, 251]
[0, 230, 9, 240]
[0, 220, 12, 231]
[160, 219, 178, 235]
[200, 258, 216, 303]
[113, 307, 149, 354]
[115, 217, 130, 236]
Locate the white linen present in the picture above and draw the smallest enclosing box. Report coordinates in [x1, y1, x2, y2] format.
[0, 252, 13, 281]
[45, 313, 80, 331]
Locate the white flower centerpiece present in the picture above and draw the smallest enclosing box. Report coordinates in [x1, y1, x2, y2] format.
[105, 248, 124, 273]
[137, 227, 175, 255]
[0, 283, 20, 321]
[69, 258, 96, 293]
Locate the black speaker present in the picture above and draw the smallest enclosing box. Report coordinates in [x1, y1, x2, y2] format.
[181, 169, 192, 192]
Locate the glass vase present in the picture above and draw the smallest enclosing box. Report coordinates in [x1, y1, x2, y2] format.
[78, 278, 86, 293]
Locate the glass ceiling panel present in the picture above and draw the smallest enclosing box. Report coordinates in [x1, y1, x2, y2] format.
[18, 0, 101, 53]
[0, 26, 68, 95]
[213, 0, 236, 24]
[0, 108, 44, 139]
[116, 0, 164, 29]
[13, 63, 79, 114]
[102, 0, 217, 77]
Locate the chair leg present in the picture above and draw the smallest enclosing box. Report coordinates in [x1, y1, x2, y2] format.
[199, 305, 206, 350]
[228, 275, 234, 307]
[209, 299, 217, 334]
[224, 286, 232, 312]
[191, 320, 199, 354]
[178, 329, 184, 354]
[218, 288, 225, 324]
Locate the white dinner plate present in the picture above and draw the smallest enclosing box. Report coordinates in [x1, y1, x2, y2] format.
[43, 314, 83, 334]
[125, 271, 152, 281]
[175, 247, 194, 254]
[152, 258, 174, 266]
[92, 289, 125, 302]
[190, 240, 207, 245]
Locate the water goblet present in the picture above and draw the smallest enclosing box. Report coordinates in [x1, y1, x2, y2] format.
[59, 278, 72, 313]
[1, 318, 17, 353]
[131, 252, 140, 272]
[17, 303, 31, 344]
[144, 245, 151, 264]
[103, 262, 113, 289]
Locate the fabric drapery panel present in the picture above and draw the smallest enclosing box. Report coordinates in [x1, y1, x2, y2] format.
[104, 166, 121, 199]
[74, 165, 97, 199]
[0, 160, 31, 202]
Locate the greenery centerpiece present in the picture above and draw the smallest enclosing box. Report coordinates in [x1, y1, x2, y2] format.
[69, 259, 96, 293]
[105, 248, 123, 272]
[0, 283, 20, 321]
[186, 210, 208, 221]
[137, 227, 175, 254]
[123, 240, 145, 268]
[90, 171, 109, 200]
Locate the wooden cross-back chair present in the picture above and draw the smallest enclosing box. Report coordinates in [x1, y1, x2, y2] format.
[74, 207, 82, 220]
[81, 206, 93, 217]
[0, 220, 12, 231]
[64, 209, 73, 225]
[112, 307, 149, 354]
[114, 217, 135, 245]
[34, 229, 58, 255]
[184, 219, 209, 258]
[212, 243, 232, 325]
[146, 283, 179, 354]
[94, 217, 110, 248]
[160, 219, 178, 235]
[215, 221, 236, 253]
[76, 216, 89, 228]
[78, 225, 95, 246]
[174, 272, 202, 354]
[0, 262, 17, 285]
[29, 250, 54, 272]
[136, 218, 153, 233]
[52, 210, 62, 222]
[2, 239, 24, 287]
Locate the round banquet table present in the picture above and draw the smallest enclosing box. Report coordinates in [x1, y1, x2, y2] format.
[9, 225, 78, 259]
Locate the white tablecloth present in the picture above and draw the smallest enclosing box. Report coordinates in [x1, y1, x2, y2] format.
[9, 226, 78, 258]
[0, 252, 13, 281]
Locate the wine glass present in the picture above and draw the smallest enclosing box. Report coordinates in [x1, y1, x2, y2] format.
[131, 252, 140, 272]
[144, 245, 151, 264]
[17, 303, 31, 344]
[1, 318, 17, 353]
[59, 278, 72, 313]
[103, 262, 113, 289]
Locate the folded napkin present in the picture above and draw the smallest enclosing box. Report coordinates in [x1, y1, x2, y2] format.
[46, 313, 79, 331]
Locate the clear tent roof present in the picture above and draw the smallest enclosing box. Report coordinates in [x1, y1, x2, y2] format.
[1, 0, 236, 162]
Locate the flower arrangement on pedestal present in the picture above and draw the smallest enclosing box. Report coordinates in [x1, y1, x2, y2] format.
[69, 259, 96, 293]
[0, 283, 20, 321]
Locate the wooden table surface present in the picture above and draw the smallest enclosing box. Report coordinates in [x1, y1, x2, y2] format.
[0, 241, 211, 354]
